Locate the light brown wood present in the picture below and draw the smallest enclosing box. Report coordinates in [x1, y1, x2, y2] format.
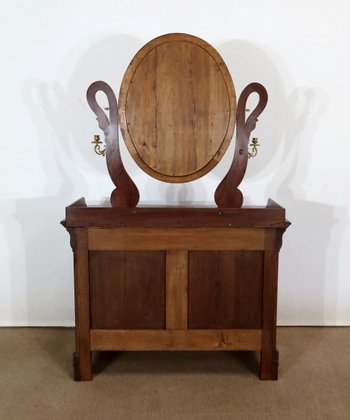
[118, 33, 236, 182]
[166, 251, 188, 329]
[88, 228, 265, 251]
[90, 329, 262, 351]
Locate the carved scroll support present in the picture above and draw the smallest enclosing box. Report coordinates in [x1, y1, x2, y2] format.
[215, 83, 268, 208]
[87, 81, 139, 207]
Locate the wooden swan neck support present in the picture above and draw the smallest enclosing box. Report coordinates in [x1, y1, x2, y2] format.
[86, 33, 268, 208]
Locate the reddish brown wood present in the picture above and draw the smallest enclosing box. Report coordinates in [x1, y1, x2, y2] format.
[87, 81, 139, 207]
[89, 251, 165, 329]
[260, 229, 279, 380]
[188, 251, 263, 329]
[64, 199, 287, 229]
[63, 34, 290, 381]
[63, 198, 289, 380]
[67, 228, 92, 381]
[215, 83, 268, 208]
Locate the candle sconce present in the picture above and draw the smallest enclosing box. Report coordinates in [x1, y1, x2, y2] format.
[92, 134, 259, 159]
[91, 135, 106, 156]
[248, 137, 260, 158]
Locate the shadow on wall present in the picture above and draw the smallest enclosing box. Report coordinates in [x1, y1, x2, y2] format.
[215, 40, 344, 325]
[62, 34, 143, 180]
[213, 39, 288, 183]
[8, 33, 345, 328]
[267, 87, 345, 325]
[9, 34, 141, 325]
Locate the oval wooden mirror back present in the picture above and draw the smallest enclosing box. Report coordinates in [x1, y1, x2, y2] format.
[118, 33, 236, 183]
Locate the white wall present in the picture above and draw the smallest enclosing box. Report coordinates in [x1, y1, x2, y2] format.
[1, 0, 349, 326]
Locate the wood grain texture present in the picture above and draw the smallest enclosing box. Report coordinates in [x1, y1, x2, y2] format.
[119, 33, 236, 182]
[70, 228, 92, 381]
[65, 202, 288, 229]
[188, 251, 263, 329]
[90, 329, 262, 351]
[64, 32, 290, 381]
[87, 81, 139, 207]
[215, 83, 268, 208]
[89, 251, 166, 329]
[88, 228, 265, 251]
[260, 229, 279, 380]
[166, 251, 188, 329]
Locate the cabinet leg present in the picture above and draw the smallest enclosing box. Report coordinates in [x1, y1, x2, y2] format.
[260, 349, 279, 380]
[70, 228, 92, 381]
[73, 351, 92, 381]
[260, 229, 280, 381]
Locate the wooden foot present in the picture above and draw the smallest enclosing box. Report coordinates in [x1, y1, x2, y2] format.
[260, 349, 279, 380]
[73, 351, 92, 381]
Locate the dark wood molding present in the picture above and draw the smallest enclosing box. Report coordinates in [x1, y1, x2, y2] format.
[66, 228, 77, 253]
[65, 201, 288, 229]
[266, 199, 291, 252]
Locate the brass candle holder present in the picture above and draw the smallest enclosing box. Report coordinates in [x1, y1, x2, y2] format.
[91, 135, 106, 156]
[248, 137, 260, 158]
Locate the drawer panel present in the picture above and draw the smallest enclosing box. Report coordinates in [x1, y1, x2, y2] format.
[188, 251, 263, 329]
[89, 251, 165, 329]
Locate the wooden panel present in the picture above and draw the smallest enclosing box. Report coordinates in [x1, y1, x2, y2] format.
[166, 251, 188, 329]
[188, 251, 263, 329]
[260, 229, 279, 380]
[119, 33, 236, 182]
[89, 251, 165, 329]
[88, 228, 265, 251]
[71, 228, 92, 381]
[65, 203, 288, 229]
[90, 329, 262, 351]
